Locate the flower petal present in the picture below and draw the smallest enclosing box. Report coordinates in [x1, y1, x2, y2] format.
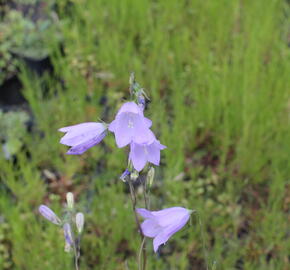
[59, 122, 106, 146]
[58, 122, 98, 133]
[147, 142, 161, 166]
[144, 117, 152, 128]
[114, 113, 135, 147]
[141, 219, 162, 238]
[116, 102, 142, 117]
[136, 208, 155, 219]
[154, 140, 166, 150]
[152, 207, 190, 227]
[66, 131, 107, 155]
[129, 143, 147, 171]
[132, 119, 155, 144]
[153, 216, 189, 253]
[108, 119, 117, 132]
[153, 231, 170, 253]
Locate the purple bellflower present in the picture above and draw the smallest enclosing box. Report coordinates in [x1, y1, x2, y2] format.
[109, 102, 154, 148]
[59, 122, 107, 155]
[39, 205, 61, 225]
[136, 207, 192, 253]
[129, 139, 166, 172]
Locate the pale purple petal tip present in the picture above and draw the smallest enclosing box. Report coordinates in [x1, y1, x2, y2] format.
[136, 208, 154, 219]
[153, 231, 170, 253]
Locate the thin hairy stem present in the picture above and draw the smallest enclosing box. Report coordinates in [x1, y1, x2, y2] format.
[138, 237, 146, 270]
[140, 180, 150, 270]
[73, 245, 80, 270]
[73, 234, 81, 270]
[128, 178, 147, 270]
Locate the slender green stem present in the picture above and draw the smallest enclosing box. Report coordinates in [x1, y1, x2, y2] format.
[128, 179, 142, 233]
[138, 237, 146, 270]
[140, 180, 150, 270]
[128, 178, 147, 270]
[73, 233, 81, 270]
[73, 245, 80, 270]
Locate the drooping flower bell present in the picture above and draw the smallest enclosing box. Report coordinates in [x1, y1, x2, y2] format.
[129, 139, 166, 172]
[109, 102, 154, 148]
[136, 207, 192, 253]
[59, 122, 107, 155]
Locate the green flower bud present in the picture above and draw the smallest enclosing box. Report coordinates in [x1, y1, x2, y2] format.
[147, 167, 155, 187]
[66, 192, 74, 210]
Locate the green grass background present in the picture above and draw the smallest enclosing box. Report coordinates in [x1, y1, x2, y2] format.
[0, 0, 289, 269]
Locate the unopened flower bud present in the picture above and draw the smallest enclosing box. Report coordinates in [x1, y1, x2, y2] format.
[63, 223, 74, 246]
[39, 205, 61, 225]
[64, 241, 72, 253]
[66, 192, 74, 209]
[76, 212, 85, 233]
[120, 169, 131, 182]
[131, 170, 139, 181]
[147, 167, 155, 187]
[129, 72, 135, 86]
[137, 93, 146, 110]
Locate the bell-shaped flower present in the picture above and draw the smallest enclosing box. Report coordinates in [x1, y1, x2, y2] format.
[136, 207, 192, 253]
[59, 122, 107, 155]
[39, 205, 61, 225]
[129, 139, 166, 172]
[109, 102, 154, 148]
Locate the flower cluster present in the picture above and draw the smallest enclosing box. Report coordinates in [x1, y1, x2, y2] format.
[59, 101, 165, 172]
[56, 75, 193, 254]
[39, 193, 85, 253]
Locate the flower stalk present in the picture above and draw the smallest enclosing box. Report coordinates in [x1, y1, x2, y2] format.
[39, 193, 85, 270]
[127, 176, 147, 270]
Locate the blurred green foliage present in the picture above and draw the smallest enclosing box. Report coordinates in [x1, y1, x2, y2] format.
[0, 0, 289, 269]
[0, 110, 29, 159]
[0, 0, 60, 83]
